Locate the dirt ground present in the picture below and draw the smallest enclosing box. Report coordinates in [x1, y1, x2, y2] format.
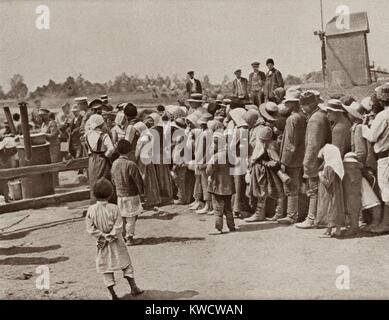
[1, 198, 389, 300]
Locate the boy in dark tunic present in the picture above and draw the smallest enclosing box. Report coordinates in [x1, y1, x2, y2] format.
[206, 131, 236, 235]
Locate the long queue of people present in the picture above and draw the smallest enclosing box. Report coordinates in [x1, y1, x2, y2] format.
[2, 79, 389, 240]
[3, 72, 389, 299]
[83, 81, 389, 299]
[73, 80, 389, 241]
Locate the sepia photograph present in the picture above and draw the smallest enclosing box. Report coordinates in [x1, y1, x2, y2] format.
[1, 0, 389, 306]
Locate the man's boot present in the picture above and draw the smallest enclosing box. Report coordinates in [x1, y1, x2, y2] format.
[344, 211, 360, 236]
[125, 277, 144, 296]
[365, 206, 382, 232]
[295, 195, 317, 229]
[371, 206, 389, 234]
[107, 285, 119, 300]
[267, 198, 285, 221]
[278, 196, 298, 225]
[245, 200, 266, 222]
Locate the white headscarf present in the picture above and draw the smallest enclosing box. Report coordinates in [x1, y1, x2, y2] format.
[114, 111, 126, 127]
[88, 114, 105, 130]
[318, 144, 344, 180]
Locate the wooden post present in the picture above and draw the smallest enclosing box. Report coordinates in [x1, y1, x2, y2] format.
[3, 106, 17, 135]
[18, 102, 32, 162]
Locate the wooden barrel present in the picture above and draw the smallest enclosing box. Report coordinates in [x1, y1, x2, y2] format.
[17, 143, 55, 199]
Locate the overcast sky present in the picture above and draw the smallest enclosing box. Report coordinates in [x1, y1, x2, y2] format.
[0, 0, 388, 91]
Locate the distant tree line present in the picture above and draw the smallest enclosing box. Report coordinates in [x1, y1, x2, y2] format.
[0, 70, 326, 101]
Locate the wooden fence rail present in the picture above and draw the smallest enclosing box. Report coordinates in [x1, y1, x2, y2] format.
[0, 157, 88, 180]
[0, 157, 90, 214]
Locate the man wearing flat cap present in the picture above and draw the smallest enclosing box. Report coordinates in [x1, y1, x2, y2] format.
[295, 91, 331, 229]
[232, 69, 249, 104]
[248, 62, 266, 107]
[264, 58, 284, 103]
[186, 71, 202, 98]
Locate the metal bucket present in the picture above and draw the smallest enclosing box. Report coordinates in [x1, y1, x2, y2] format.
[8, 179, 22, 201]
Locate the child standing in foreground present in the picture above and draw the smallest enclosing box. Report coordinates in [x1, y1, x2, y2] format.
[111, 140, 144, 246]
[86, 177, 143, 300]
[206, 131, 236, 235]
[316, 144, 345, 238]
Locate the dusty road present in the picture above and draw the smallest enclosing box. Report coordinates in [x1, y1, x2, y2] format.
[1, 202, 389, 300]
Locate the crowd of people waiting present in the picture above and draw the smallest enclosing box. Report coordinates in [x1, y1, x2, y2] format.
[2, 58, 389, 299]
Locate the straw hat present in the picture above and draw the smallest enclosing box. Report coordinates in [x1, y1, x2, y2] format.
[259, 102, 280, 121]
[299, 91, 317, 107]
[187, 93, 204, 103]
[283, 89, 301, 103]
[343, 101, 364, 120]
[325, 99, 346, 113]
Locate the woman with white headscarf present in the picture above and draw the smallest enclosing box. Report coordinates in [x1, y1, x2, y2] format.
[315, 144, 345, 237]
[86, 114, 115, 204]
[134, 121, 162, 208]
[111, 111, 127, 145]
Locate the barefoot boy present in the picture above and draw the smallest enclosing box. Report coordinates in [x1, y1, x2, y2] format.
[86, 177, 143, 299]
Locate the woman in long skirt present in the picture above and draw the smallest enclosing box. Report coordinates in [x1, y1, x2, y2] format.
[134, 121, 162, 208]
[146, 112, 174, 204]
[86, 114, 115, 204]
[315, 144, 345, 237]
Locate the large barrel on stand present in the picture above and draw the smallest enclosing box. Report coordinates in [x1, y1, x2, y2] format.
[17, 142, 55, 199]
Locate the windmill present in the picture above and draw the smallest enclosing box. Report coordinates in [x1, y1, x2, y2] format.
[313, 0, 327, 86]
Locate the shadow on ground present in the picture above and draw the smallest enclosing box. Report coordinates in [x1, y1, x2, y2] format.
[121, 289, 199, 300]
[0, 245, 61, 256]
[0, 256, 69, 265]
[134, 236, 204, 246]
[139, 212, 178, 221]
[237, 222, 288, 232]
[333, 230, 389, 240]
[0, 230, 32, 241]
[0, 216, 84, 241]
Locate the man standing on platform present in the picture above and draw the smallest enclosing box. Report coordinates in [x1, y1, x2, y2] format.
[264, 58, 284, 102]
[232, 69, 249, 104]
[186, 71, 202, 98]
[248, 61, 266, 106]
